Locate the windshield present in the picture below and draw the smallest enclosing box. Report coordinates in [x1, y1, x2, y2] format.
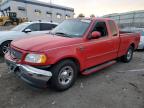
[11, 23, 29, 31]
[51, 19, 91, 38]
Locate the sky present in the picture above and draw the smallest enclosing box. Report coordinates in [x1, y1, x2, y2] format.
[39, 0, 144, 17]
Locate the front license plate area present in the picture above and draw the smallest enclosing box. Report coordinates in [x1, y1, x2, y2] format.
[7, 60, 17, 73]
[8, 64, 17, 73]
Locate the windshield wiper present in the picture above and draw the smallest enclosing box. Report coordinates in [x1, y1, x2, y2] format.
[54, 32, 72, 38]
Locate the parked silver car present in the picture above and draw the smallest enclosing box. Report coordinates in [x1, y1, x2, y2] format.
[0, 21, 58, 55]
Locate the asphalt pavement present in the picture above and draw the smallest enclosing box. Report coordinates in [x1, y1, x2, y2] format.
[0, 51, 144, 108]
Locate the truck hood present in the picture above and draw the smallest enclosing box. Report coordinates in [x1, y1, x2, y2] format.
[11, 34, 83, 51]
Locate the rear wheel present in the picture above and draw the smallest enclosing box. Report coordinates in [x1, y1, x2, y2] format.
[49, 60, 78, 91]
[121, 46, 134, 63]
[4, 22, 11, 26]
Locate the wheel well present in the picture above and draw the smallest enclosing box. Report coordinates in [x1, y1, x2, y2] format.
[1, 40, 12, 46]
[0, 40, 12, 49]
[130, 43, 135, 49]
[4, 21, 12, 26]
[55, 57, 80, 71]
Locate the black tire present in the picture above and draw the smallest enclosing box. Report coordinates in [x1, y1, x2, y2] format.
[49, 60, 78, 91]
[0, 41, 11, 56]
[121, 46, 134, 63]
[4, 22, 11, 26]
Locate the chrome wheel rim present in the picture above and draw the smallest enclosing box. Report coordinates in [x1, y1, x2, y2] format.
[58, 66, 74, 85]
[127, 49, 132, 60]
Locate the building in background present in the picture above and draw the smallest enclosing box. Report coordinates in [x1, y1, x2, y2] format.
[0, 0, 74, 23]
[0, 0, 6, 4]
[103, 10, 144, 28]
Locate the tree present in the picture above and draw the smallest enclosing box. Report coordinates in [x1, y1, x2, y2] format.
[0, 0, 3, 4]
[90, 14, 95, 18]
[78, 13, 85, 18]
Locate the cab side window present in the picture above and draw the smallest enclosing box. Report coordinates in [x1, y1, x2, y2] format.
[108, 21, 118, 36]
[92, 21, 108, 37]
[26, 23, 40, 31]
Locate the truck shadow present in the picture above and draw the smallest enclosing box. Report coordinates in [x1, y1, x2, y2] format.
[25, 62, 122, 92]
[136, 49, 144, 52]
[0, 56, 4, 63]
[2, 60, 124, 96]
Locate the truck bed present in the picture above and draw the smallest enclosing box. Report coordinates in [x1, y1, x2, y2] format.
[120, 31, 140, 36]
[118, 31, 140, 57]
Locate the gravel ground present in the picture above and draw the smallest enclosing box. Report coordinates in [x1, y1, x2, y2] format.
[0, 51, 144, 108]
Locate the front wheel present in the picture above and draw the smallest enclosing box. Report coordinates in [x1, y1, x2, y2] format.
[4, 22, 11, 26]
[0, 41, 11, 56]
[49, 60, 78, 91]
[121, 46, 134, 63]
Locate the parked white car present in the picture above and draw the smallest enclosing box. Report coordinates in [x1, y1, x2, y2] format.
[138, 31, 144, 49]
[121, 27, 144, 50]
[0, 22, 58, 55]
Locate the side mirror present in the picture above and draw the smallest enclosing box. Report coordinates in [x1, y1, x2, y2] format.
[24, 29, 32, 33]
[91, 31, 101, 39]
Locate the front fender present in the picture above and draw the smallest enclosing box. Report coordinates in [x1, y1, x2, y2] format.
[45, 46, 85, 71]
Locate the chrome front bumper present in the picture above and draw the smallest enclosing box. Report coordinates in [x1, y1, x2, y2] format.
[19, 65, 52, 81]
[5, 59, 52, 88]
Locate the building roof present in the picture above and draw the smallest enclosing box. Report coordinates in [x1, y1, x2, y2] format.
[15, 0, 74, 12]
[1, 0, 74, 12]
[103, 10, 144, 17]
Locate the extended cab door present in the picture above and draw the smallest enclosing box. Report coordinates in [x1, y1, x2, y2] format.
[82, 20, 117, 69]
[107, 20, 120, 58]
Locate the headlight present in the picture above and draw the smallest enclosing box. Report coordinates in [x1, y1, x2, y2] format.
[25, 53, 47, 64]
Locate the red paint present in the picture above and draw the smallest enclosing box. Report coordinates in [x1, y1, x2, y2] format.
[5, 18, 140, 74]
[82, 61, 116, 75]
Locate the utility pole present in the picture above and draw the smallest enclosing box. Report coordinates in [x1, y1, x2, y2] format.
[132, 12, 135, 27]
[25, 0, 28, 20]
[0, 0, 2, 11]
[50, 0, 52, 4]
[0, 0, 2, 4]
[0, 0, 3, 16]
[50, 0, 53, 22]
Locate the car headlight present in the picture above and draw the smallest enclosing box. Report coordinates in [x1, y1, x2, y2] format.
[25, 53, 47, 64]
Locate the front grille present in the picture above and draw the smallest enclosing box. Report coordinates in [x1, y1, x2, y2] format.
[10, 48, 22, 60]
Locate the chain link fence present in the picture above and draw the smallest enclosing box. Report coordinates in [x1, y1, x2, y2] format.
[0, 26, 15, 31]
[103, 10, 144, 29]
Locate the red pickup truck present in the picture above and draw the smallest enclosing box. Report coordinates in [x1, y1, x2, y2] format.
[5, 18, 140, 91]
